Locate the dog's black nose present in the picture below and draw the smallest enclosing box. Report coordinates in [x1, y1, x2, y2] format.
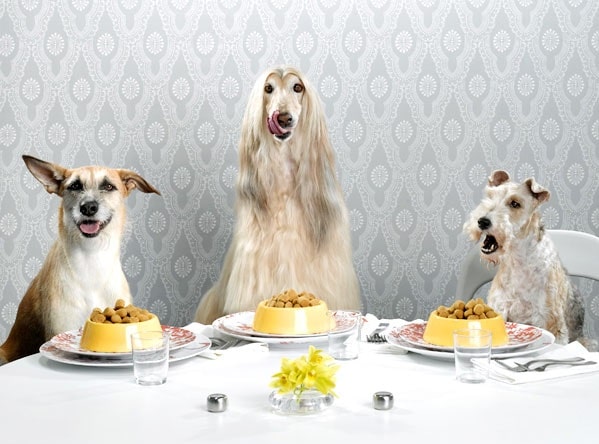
[478, 217, 492, 230]
[80, 201, 99, 217]
[277, 112, 293, 128]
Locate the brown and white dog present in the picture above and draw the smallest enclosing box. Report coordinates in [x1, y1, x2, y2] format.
[194, 66, 360, 324]
[463, 170, 586, 346]
[0, 155, 160, 364]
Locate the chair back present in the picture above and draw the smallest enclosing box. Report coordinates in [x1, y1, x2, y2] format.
[456, 229, 599, 300]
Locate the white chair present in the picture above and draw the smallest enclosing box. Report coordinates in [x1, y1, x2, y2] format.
[456, 229, 599, 300]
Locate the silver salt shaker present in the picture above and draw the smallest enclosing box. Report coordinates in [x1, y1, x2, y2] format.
[373, 391, 394, 410]
[207, 393, 228, 413]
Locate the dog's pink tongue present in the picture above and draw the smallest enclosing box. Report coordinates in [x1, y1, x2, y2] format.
[267, 111, 288, 135]
[79, 222, 101, 235]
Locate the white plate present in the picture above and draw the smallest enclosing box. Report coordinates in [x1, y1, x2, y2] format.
[212, 319, 323, 345]
[213, 313, 353, 345]
[396, 321, 543, 352]
[216, 311, 354, 338]
[387, 326, 555, 360]
[39, 333, 211, 367]
[49, 325, 196, 357]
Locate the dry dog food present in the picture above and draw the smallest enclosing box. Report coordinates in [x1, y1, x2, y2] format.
[89, 299, 153, 324]
[264, 289, 322, 308]
[434, 298, 499, 320]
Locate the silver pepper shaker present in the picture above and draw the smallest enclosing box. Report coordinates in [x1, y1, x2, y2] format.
[207, 393, 228, 413]
[373, 391, 394, 410]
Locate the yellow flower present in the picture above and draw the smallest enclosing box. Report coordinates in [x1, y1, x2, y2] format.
[270, 346, 340, 399]
[270, 357, 299, 394]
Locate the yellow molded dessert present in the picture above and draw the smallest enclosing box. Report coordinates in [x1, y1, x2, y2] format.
[423, 311, 509, 347]
[252, 300, 331, 335]
[80, 314, 161, 352]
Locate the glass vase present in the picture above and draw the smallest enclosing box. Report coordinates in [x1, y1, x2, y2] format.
[269, 389, 334, 415]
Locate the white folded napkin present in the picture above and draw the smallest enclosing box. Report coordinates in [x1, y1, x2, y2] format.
[478, 341, 599, 384]
[182, 322, 269, 360]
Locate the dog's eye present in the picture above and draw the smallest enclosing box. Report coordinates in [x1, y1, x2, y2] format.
[264, 84, 273, 94]
[101, 180, 116, 192]
[293, 83, 304, 93]
[68, 180, 83, 191]
[510, 200, 520, 208]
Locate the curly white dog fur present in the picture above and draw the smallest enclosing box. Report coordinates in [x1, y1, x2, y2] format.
[463, 170, 585, 345]
[195, 66, 360, 324]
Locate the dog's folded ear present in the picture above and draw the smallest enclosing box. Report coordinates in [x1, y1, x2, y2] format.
[488, 170, 510, 187]
[118, 170, 161, 196]
[22, 155, 67, 195]
[525, 177, 550, 203]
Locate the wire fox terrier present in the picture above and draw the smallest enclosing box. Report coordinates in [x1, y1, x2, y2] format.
[463, 170, 585, 346]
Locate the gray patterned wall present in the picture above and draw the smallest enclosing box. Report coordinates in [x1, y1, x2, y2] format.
[1, 0, 599, 341]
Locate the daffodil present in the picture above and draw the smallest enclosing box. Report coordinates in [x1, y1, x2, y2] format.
[270, 346, 340, 400]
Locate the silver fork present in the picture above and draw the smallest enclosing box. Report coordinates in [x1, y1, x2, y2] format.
[209, 337, 245, 350]
[532, 360, 596, 372]
[518, 357, 585, 369]
[494, 357, 591, 372]
[366, 322, 389, 343]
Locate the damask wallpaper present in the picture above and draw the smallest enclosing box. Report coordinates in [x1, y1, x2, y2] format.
[1, 0, 599, 342]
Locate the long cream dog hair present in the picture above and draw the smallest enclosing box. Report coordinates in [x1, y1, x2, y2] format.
[195, 66, 360, 324]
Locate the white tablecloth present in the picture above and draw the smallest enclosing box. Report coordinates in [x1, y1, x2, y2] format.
[0, 325, 597, 444]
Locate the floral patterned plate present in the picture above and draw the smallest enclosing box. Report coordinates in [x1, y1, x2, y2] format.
[40, 333, 211, 367]
[49, 325, 196, 357]
[216, 311, 355, 339]
[395, 321, 543, 352]
[211, 318, 320, 345]
[387, 326, 555, 361]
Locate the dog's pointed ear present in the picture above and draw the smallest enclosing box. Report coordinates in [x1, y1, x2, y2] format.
[22, 155, 67, 195]
[117, 170, 161, 196]
[488, 170, 510, 187]
[525, 177, 550, 203]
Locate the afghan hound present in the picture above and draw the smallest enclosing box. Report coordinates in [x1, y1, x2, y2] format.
[195, 66, 360, 324]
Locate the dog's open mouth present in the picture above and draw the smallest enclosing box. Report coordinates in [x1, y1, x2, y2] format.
[481, 234, 499, 255]
[78, 219, 109, 238]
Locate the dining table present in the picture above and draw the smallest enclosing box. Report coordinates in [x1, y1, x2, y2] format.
[0, 318, 597, 444]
